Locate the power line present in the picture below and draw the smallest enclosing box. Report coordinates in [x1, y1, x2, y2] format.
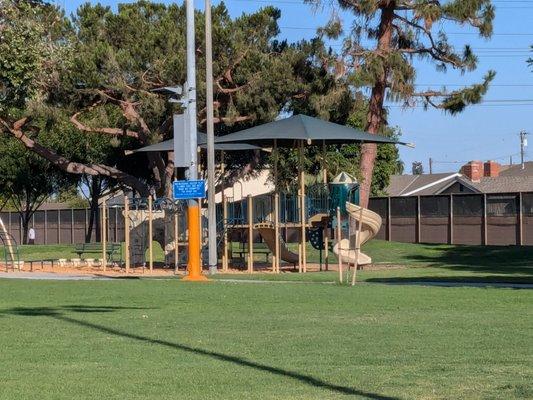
[413, 84, 533, 87]
[280, 26, 533, 35]
[226, 0, 533, 8]
[386, 103, 533, 108]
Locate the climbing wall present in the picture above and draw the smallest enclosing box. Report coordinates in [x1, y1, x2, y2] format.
[125, 210, 183, 267]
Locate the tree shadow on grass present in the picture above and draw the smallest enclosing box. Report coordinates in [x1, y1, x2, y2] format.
[390, 244, 533, 283]
[1, 306, 400, 400]
[365, 278, 533, 289]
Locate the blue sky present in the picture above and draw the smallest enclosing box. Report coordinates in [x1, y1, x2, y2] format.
[58, 0, 533, 174]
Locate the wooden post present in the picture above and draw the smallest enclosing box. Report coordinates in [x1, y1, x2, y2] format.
[322, 140, 329, 271]
[221, 151, 229, 272]
[518, 192, 523, 246]
[71, 209, 75, 244]
[387, 197, 392, 241]
[115, 207, 118, 242]
[483, 194, 488, 245]
[449, 194, 454, 245]
[174, 212, 179, 274]
[247, 195, 254, 273]
[299, 140, 307, 273]
[124, 196, 130, 273]
[273, 140, 280, 274]
[351, 207, 364, 286]
[102, 199, 107, 272]
[44, 210, 48, 245]
[222, 194, 229, 272]
[148, 195, 153, 273]
[336, 206, 343, 283]
[57, 208, 61, 244]
[416, 196, 421, 244]
[274, 193, 280, 273]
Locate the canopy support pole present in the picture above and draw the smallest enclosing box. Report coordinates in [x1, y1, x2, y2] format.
[322, 140, 328, 271]
[148, 195, 153, 274]
[221, 151, 229, 272]
[174, 212, 179, 274]
[273, 139, 280, 274]
[336, 206, 342, 283]
[299, 140, 306, 273]
[124, 197, 130, 273]
[247, 195, 254, 273]
[101, 199, 107, 272]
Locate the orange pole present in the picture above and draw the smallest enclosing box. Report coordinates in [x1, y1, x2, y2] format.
[183, 200, 208, 281]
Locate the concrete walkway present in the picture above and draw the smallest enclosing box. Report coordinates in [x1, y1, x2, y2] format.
[0, 272, 114, 281]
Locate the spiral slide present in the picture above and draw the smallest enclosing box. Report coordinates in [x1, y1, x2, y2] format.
[333, 202, 382, 266]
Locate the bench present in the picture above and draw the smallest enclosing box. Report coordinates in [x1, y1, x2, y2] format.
[233, 242, 271, 263]
[74, 243, 122, 264]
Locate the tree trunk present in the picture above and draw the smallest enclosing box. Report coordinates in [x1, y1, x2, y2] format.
[86, 176, 102, 242]
[360, 4, 395, 208]
[20, 213, 31, 245]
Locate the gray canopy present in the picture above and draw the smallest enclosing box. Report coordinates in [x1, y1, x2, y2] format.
[214, 114, 410, 147]
[133, 132, 262, 153]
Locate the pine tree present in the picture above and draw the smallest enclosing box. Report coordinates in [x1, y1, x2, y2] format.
[307, 0, 496, 206]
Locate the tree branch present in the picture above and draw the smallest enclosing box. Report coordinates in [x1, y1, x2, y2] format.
[0, 117, 149, 196]
[70, 109, 140, 139]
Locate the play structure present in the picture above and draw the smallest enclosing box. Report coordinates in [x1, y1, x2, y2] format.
[216, 172, 382, 281]
[92, 169, 382, 279]
[0, 115, 403, 283]
[98, 196, 187, 273]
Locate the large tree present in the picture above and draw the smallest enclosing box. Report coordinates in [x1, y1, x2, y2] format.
[307, 0, 496, 206]
[1, 1, 339, 199]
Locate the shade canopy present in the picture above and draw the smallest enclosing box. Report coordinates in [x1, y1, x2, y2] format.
[214, 114, 410, 147]
[133, 132, 262, 153]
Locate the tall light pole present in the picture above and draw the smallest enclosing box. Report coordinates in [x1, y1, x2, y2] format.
[205, 0, 217, 274]
[185, 0, 197, 182]
[183, 0, 206, 281]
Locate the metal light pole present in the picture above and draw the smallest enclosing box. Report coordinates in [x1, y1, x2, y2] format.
[183, 0, 206, 281]
[205, 0, 217, 274]
[185, 0, 198, 181]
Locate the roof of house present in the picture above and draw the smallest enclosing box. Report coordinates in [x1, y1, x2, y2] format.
[499, 161, 533, 177]
[385, 173, 460, 196]
[469, 175, 533, 193]
[386, 171, 533, 196]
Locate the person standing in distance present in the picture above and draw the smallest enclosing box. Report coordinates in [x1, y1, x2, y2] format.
[28, 227, 35, 245]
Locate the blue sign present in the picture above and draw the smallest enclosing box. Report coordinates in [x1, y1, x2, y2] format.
[173, 180, 206, 200]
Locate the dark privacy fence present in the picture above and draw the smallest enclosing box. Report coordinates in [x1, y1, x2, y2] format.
[368, 192, 533, 246]
[0, 208, 125, 245]
[2, 192, 533, 246]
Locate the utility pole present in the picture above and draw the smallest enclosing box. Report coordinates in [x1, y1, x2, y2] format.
[520, 130, 528, 170]
[205, 0, 217, 275]
[429, 157, 433, 174]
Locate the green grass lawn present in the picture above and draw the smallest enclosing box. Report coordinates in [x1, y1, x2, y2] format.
[3, 240, 533, 283]
[0, 278, 531, 399]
